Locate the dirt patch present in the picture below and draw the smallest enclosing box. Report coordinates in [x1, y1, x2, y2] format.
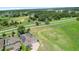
[31, 42, 40, 51]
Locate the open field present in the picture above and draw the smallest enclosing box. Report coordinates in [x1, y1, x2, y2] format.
[0, 17, 79, 51]
[0, 17, 75, 35]
[0, 17, 78, 51]
[0, 7, 79, 51]
[30, 18, 79, 51]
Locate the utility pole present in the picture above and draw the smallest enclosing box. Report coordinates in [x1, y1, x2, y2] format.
[2, 39, 5, 51]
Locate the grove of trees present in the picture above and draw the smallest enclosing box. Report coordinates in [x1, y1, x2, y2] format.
[17, 26, 26, 34]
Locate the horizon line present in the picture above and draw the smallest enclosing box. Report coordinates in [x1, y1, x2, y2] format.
[0, 7, 78, 11]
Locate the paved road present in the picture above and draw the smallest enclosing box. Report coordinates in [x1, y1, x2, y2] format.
[0, 18, 76, 35]
[31, 18, 76, 28]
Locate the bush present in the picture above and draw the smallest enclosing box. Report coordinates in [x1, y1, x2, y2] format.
[76, 17, 79, 21]
[17, 26, 26, 34]
[26, 28, 30, 33]
[35, 22, 39, 26]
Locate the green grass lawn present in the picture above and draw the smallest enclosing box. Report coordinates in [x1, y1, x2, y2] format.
[31, 18, 79, 51]
[56, 20, 79, 50]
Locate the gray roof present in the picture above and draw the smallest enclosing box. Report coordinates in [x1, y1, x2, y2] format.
[0, 38, 4, 50]
[5, 36, 21, 51]
[20, 33, 37, 46]
[0, 36, 21, 51]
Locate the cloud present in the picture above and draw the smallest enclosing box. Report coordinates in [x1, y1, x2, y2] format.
[0, 0, 78, 7]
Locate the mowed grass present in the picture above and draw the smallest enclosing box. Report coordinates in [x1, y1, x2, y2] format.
[56, 20, 79, 50]
[31, 18, 79, 51]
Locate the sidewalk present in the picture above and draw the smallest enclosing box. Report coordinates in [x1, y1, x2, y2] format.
[31, 42, 40, 51]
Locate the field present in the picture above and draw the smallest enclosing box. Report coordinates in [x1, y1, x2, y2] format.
[0, 16, 79, 51]
[30, 18, 79, 51]
[0, 7, 79, 51]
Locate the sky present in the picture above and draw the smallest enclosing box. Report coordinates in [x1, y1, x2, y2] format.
[0, 0, 78, 10]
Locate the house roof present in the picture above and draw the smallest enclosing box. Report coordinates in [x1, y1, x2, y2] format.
[0, 38, 4, 50]
[0, 36, 21, 51]
[20, 33, 37, 46]
[5, 36, 21, 51]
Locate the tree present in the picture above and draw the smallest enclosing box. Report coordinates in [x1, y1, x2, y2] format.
[76, 17, 79, 21]
[10, 20, 14, 25]
[2, 33, 6, 37]
[12, 31, 15, 37]
[35, 21, 39, 26]
[19, 22, 22, 24]
[17, 26, 26, 34]
[2, 21, 8, 26]
[38, 16, 46, 22]
[37, 39, 39, 42]
[29, 16, 36, 21]
[45, 19, 49, 24]
[48, 17, 52, 21]
[15, 21, 19, 25]
[34, 14, 39, 18]
[26, 28, 30, 33]
[28, 19, 31, 22]
[19, 45, 22, 51]
[54, 15, 61, 20]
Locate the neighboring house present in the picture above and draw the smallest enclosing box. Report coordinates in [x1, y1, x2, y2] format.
[0, 38, 4, 50]
[5, 36, 21, 51]
[0, 36, 21, 51]
[0, 33, 37, 51]
[20, 33, 37, 48]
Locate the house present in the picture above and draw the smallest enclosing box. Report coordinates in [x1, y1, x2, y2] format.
[0, 36, 21, 51]
[20, 33, 37, 48]
[5, 36, 21, 51]
[0, 38, 4, 50]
